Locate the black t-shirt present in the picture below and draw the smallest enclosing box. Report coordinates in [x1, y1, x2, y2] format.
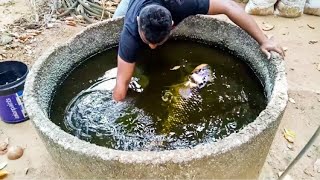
[118, 0, 210, 63]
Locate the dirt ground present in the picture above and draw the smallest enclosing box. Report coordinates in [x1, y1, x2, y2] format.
[0, 0, 320, 179]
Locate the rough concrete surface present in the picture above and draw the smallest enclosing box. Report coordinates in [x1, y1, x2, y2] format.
[22, 16, 287, 179]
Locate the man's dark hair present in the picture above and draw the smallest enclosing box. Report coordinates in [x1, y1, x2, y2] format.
[139, 4, 172, 44]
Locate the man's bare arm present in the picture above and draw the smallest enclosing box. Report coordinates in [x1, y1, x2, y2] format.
[113, 55, 135, 101]
[208, 0, 285, 59]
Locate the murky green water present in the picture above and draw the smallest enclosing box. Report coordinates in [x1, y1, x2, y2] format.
[50, 40, 267, 151]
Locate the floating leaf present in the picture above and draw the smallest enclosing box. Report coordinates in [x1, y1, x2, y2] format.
[0, 162, 7, 170]
[0, 170, 8, 178]
[283, 128, 296, 143]
[170, 66, 180, 70]
[288, 98, 296, 104]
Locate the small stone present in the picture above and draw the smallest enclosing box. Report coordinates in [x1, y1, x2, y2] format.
[289, 98, 296, 104]
[0, 33, 14, 45]
[314, 159, 320, 173]
[283, 47, 288, 52]
[290, 68, 294, 71]
[317, 64, 320, 71]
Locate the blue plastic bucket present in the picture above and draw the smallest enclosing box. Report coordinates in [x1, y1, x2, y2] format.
[0, 61, 29, 123]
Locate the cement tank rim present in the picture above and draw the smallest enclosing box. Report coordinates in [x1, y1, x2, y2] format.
[23, 16, 288, 164]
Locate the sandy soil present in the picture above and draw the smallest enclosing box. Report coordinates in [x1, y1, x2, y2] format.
[0, 0, 320, 179]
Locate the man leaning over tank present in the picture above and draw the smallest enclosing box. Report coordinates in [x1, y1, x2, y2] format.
[111, 0, 285, 102]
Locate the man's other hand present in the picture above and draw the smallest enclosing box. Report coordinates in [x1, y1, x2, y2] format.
[260, 36, 285, 60]
[113, 55, 136, 101]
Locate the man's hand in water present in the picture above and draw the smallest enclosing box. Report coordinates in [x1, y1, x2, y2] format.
[113, 55, 135, 102]
[260, 36, 285, 59]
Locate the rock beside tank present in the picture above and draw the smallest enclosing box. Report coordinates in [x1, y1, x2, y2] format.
[275, 0, 307, 18]
[304, 0, 320, 16]
[245, 0, 277, 15]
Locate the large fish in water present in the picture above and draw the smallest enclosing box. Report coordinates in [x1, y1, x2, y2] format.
[160, 64, 215, 134]
[64, 64, 215, 150]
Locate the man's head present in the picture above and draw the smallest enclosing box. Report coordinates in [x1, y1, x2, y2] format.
[137, 4, 173, 49]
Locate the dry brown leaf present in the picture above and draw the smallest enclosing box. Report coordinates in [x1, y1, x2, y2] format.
[0, 170, 9, 178]
[66, 21, 77, 27]
[309, 40, 318, 44]
[262, 23, 274, 31]
[283, 128, 296, 143]
[18, 34, 31, 41]
[307, 24, 315, 29]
